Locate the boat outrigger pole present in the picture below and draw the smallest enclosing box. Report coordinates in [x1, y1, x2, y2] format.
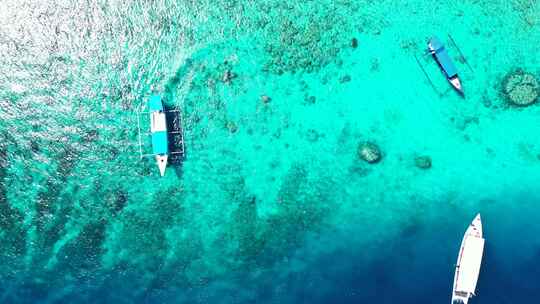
[447, 34, 474, 73]
[414, 53, 443, 96]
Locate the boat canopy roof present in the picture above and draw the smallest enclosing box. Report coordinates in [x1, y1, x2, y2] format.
[429, 37, 458, 78]
[149, 94, 168, 155]
[151, 112, 167, 133]
[152, 131, 168, 155]
[456, 236, 484, 294]
[149, 94, 164, 112]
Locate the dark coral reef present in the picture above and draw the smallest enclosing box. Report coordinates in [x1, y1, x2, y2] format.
[502, 69, 539, 106]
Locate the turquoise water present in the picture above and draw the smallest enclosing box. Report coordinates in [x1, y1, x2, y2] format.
[1, 0, 540, 303]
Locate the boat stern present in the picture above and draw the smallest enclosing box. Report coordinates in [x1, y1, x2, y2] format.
[451, 296, 468, 304]
[156, 154, 168, 176]
[428, 36, 443, 53]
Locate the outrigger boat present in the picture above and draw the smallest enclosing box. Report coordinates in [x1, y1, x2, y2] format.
[428, 36, 464, 95]
[136, 93, 185, 176]
[451, 214, 485, 304]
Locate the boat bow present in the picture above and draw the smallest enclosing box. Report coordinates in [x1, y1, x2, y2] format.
[156, 154, 168, 176]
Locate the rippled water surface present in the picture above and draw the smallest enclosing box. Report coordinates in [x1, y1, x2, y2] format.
[1, 0, 540, 303]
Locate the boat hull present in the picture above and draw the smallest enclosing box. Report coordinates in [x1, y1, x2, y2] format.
[451, 214, 484, 304]
[149, 95, 169, 176]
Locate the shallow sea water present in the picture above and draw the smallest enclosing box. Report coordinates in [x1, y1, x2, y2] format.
[1, 0, 540, 303]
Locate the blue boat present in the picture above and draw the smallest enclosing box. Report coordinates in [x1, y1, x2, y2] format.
[428, 37, 463, 95]
[149, 95, 169, 176]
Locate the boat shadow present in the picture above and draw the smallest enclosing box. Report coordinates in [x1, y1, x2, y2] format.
[164, 105, 185, 175]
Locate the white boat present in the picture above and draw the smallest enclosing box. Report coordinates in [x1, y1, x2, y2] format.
[451, 214, 485, 304]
